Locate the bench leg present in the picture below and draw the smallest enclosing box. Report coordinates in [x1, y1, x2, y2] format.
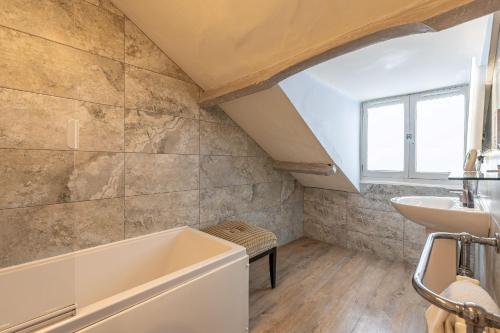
[269, 247, 277, 289]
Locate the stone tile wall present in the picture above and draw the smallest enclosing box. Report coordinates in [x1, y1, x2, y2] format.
[0, 0, 303, 268]
[304, 184, 455, 264]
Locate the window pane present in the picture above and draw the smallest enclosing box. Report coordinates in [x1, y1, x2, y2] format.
[415, 94, 465, 173]
[366, 103, 405, 171]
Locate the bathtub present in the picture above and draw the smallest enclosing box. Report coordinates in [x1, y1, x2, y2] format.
[0, 227, 249, 333]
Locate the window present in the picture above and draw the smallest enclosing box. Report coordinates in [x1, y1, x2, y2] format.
[361, 86, 468, 180]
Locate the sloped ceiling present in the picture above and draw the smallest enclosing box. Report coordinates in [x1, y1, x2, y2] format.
[221, 86, 358, 192]
[110, 0, 481, 93]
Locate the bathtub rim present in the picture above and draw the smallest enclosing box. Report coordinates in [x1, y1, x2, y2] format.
[1, 226, 248, 333]
[0, 226, 245, 274]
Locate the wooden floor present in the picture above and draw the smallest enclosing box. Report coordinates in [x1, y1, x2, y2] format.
[249, 238, 428, 333]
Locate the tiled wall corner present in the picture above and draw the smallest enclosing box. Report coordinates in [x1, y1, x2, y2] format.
[304, 183, 454, 264]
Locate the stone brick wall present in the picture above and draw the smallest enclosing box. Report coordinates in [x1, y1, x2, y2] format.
[0, 0, 303, 268]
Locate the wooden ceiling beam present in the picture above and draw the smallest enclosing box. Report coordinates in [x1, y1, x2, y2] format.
[199, 0, 500, 108]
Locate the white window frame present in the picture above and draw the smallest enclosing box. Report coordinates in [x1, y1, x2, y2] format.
[361, 95, 410, 179]
[361, 85, 469, 181]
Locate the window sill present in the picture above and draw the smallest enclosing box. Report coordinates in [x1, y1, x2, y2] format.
[361, 177, 462, 190]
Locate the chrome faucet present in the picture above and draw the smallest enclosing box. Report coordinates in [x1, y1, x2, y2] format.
[460, 180, 474, 208]
[453, 153, 482, 208]
[450, 180, 474, 208]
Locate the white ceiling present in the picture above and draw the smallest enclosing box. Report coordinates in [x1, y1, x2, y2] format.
[307, 15, 491, 102]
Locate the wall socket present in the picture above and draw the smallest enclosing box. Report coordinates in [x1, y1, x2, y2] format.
[67, 119, 79, 149]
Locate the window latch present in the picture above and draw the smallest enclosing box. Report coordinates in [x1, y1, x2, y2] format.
[406, 133, 413, 140]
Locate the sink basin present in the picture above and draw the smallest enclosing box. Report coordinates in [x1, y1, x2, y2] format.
[391, 196, 490, 236]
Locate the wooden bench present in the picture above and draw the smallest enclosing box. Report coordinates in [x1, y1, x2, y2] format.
[203, 221, 277, 288]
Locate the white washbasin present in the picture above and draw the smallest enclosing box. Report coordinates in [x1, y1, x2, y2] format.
[391, 196, 490, 236]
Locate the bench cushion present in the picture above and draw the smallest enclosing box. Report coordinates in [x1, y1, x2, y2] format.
[203, 221, 277, 258]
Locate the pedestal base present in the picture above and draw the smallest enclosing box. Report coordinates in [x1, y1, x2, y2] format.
[423, 228, 457, 293]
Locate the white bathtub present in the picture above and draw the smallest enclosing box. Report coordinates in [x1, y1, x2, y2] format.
[0, 227, 249, 333]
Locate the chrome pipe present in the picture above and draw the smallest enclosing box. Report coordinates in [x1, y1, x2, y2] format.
[413, 232, 500, 331]
[458, 233, 473, 277]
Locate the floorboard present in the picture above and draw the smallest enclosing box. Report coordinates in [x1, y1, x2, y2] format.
[249, 238, 428, 333]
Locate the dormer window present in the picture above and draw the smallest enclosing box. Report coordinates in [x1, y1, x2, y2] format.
[361, 85, 468, 180]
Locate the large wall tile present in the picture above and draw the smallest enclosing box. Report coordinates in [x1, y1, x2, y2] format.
[0, 0, 124, 60]
[346, 230, 404, 261]
[125, 19, 191, 82]
[0, 150, 124, 209]
[304, 187, 347, 246]
[73, 0, 124, 60]
[77, 102, 124, 152]
[0, 198, 124, 268]
[351, 183, 431, 212]
[125, 190, 199, 238]
[125, 65, 199, 119]
[0, 149, 73, 209]
[226, 206, 281, 230]
[403, 241, 424, 266]
[85, 0, 124, 16]
[0, 203, 74, 268]
[403, 219, 427, 265]
[68, 152, 125, 201]
[200, 121, 262, 156]
[347, 191, 395, 212]
[281, 201, 304, 244]
[0, 0, 76, 49]
[0, 26, 124, 106]
[125, 109, 199, 154]
[200, 106, 236, 125]
[281, 173, 304, 205]
[0, 88, 123, 151]
[359, 183, 453, 201]
[244, 207, 298, 246]
[227, 206, 295, 246]
[304, 221, 348, 248]
[304, 200, 346, 227]
[125, 153, 199, 196]
[281, 176, 305, 241]
[347, 207, 403, 241]
[278, 220, 303, 245]
[304, 187, 348, 208]
[200, 155, 280, 188]
[394, 184, 452, 197]
[403, 218, 427, 246]
[200, 182, 281, 226]
[303, 186, 347, 245]
[73, 198, 124, 250]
